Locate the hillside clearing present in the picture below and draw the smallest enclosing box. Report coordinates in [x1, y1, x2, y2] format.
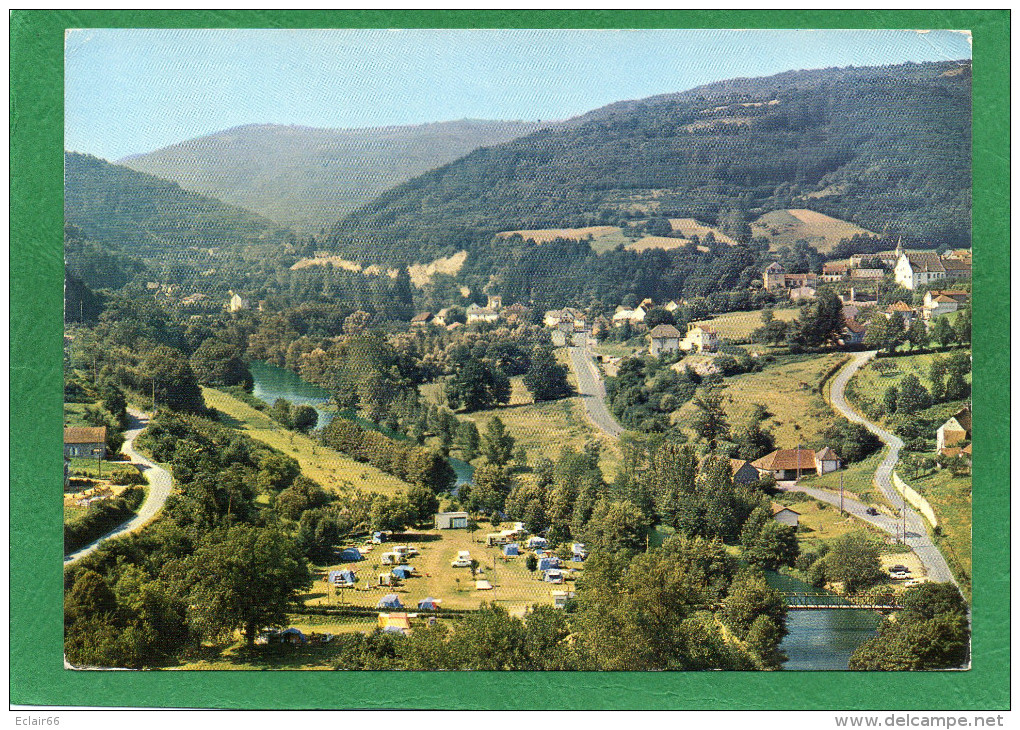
[202, 387, 410, 497]
[694, 307, 800, 342]
[673, 353, 845, 448]
[624, 235, 694, 253]
[752, 209, 877, 253]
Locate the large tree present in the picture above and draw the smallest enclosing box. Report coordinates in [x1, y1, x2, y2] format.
[446, 360, 511, 412]
[690, 388, 730, 451]
[185, 524, 311, 646]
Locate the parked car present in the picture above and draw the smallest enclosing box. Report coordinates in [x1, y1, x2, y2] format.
[451, 550, 472, 568]
[866, 507, 879, 516]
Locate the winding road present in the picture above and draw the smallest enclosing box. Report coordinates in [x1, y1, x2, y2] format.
[566, 344, 956, 585]
[567, 346, 624, 438]
[791, 350, 957, 585]
[64, 408, 173, 565]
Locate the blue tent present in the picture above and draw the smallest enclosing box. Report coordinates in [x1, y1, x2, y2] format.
[329, 569, 357, 585]
[377, 594, 403, 609]
[391, 566, 414, 579]
[339, 547, 363, 563]
[527, 536, 548, 549]
[536, 557, 561, 571]
[503, 543, 520, 556]
[280, 627, 307, 644]
[418, 597, 440, 610]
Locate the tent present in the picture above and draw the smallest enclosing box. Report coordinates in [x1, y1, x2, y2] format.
[377, 594, 403, 609]
[526, 536, 548, 549]
[328, 569, 357, 586]
[475, 580, 493, 590]
[280, 627, 307, 644]
[391, 566, 414, 579]
[339, 547, 364, 563]
[536, 557, 561, 572]
[418, 597, 440, 611]
[544, 569, 564, 584]
[503, 543, 520, 556]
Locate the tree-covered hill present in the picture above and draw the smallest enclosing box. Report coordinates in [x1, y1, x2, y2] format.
[119, 119, 554, 233]
[327, 60, 971, 264]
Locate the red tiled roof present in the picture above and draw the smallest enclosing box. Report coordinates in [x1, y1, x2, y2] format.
[771, 503, 800, 516]
[752, 448, 817, 472]
[649, 324, 682, 339]
[64, 426, 107, 444]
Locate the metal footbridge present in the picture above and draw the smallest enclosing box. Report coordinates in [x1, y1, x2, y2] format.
[780, 592, 902, 610]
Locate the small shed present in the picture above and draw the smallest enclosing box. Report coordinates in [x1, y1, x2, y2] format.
[503, 543, 520, 557]
[772, 503, 801, 528]
[377, 593, 403, 609]
[435, 511, 470, 529]
[338, 547, 364, 563]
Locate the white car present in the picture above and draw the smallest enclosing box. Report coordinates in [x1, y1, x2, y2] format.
[451, 550, 472, 568]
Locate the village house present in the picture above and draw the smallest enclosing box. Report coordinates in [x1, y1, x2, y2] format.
[884, 300, 919, 326]
[544, 307, 585, 328]
[466, 303, 499, 324]
[821, 261, 850, 282]
[850, 247, 902, 269]
[648, 324, 683, 356]
[940, 256, 972, 282]
[678, 322, 719, 353]
[922, 290, 969, 321]
[663, 300, 684, 312]
[64, 426, 107, 459]
[895, 250, 947, 290]
[762, 262, 820, 291]
[410, 312, 433, 327]
[502, 302, 532, 323]
[772, 504, 801, 528]
[752, 447, 842, 481]
[840, 318, 868, 346]
[850, 268, 885, 281]
[612, 305, 647, 325]
[227, 290, 248, 313]
[936, 406, 972, 455]
[638, 297, 656, 310]
[789, 285, 816, 301]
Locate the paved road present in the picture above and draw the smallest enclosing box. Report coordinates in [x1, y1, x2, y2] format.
[64, 408, 173, 565]
[821, 350, 957, 585]
[567, 346, 624, 438]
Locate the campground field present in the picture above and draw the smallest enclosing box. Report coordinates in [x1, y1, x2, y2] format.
[203, 387, 410, 497]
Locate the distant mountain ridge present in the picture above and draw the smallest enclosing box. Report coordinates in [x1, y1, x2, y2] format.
[327, 60, 971, 264]
[119, 119, 555, 232]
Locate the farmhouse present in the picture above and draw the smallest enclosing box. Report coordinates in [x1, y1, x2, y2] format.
[940, 257, 972, 282]
[64, 426, 107, 459]
[922, 290, 969, 321]
[648, 324, 683, 356]
[466, 303, 499, 323]
[884, 300, 919, 326]
[772, 503, 801, 528]
[821, 261, 850, 282]
[936, 407, 972, 454]
[789, 285, 816, 301]
[227, 290, 249, 313]
[730, 459, 761, 485]
[435, 511, 470, 529]
[752, 447, 842, 481]
[612, 305, 647, 325]
[679, 323, 719, 353]
[410, 312, 433, 326]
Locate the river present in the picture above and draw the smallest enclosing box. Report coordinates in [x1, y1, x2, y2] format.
[248, 361, 475, 487]
[767, 572, 882, 670]
[249, 361, 878, 668]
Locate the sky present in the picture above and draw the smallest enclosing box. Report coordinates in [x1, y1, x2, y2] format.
[65, 28, 972, 161]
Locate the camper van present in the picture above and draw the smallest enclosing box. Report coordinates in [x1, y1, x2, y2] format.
[451, 550, 472, 568]
[380, 551, 407, 566]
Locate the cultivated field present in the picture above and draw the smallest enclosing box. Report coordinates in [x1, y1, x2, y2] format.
[203, 387, 410, 497]
[624, 235, 692, 253]
[497, 226, 620, 244]
[751, 209, 877, 253]
[672, 352, 846, 448]
[668, 218, 739, 245]
[694, 307, 800, 342]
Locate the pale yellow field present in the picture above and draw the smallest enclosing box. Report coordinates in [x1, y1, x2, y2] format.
[496, 226, 620, 243]
[668, 218, 739, 245]
[624, 235, 692, 252]
[202, 387, 410, 497]
[694, 307, 800, 342]
[752, 209, 877, 253]
[673, 353, 845, 448]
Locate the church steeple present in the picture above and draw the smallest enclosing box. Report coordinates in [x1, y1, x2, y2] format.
[895, 237, 903, 257]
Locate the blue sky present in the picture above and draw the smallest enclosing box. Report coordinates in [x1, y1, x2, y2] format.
[65, 28, 971, 161]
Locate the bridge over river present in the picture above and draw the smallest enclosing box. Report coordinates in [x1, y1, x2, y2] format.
[781, 592, 902, 610]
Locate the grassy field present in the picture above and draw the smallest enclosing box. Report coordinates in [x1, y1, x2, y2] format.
[203, 387, 411, 497]
[673, 352, 845, 448]
[421, 368, 623, 476]
[798, 451, 887, 504]
[668, 218, 738, 245]
[305, 523, 575, 616]
[693, 307, 800, 342]
[751, 209, 877, 253]
[624, 235, 691, 253]
[910, 468, 972, 596]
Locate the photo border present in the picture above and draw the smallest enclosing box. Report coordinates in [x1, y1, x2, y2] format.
[10, 9, 1009, 710]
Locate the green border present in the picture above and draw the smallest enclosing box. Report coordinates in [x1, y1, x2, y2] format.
[11, 9, 1009, 710]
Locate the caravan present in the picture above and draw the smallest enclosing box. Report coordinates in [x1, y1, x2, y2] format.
[380, 551, 407, 566]
[450, 550, 472, 568]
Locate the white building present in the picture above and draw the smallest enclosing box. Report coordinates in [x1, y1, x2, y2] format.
[679, 323, 719, 353]
[648, 324, 682, 356]
[895, 251, 947, 290]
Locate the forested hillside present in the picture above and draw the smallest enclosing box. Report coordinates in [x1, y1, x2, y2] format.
[120, 120, 553, 232]
[328, 61, 971, 264]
